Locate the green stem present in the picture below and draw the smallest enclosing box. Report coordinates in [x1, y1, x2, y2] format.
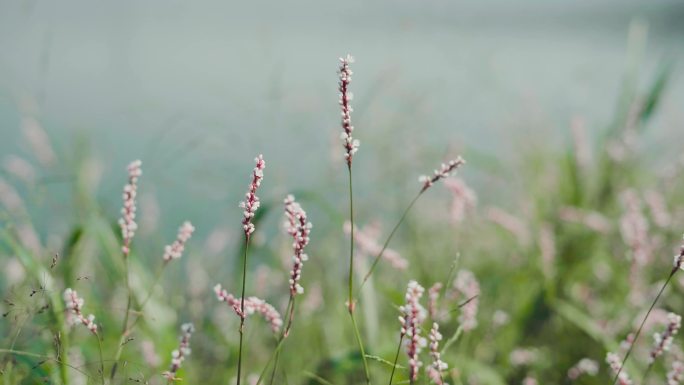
[269, 296, 295, 385]
[110, 251, 132, 380]
[360, 191, 422, 291]
[346, 167, 371, 384]
[611, 267, 677, 385]
[237, 237, 251, 385]
[388, 335, 404, 385]
[96, 334, 105, 385]
[255, 337, 288, 385]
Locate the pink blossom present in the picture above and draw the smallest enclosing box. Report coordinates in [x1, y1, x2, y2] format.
[63, 288, 97, 334]
[427, 322, 448, 385]
[419, 157, 466, 192]
[443, 178, 476, 223]
[214, 284, 282, 333]
[239, 155, 265, 237]
[606, 352, 632, 385]
[453, 270, 479, 331]
[338, 55, 359, 166]
[162, 221, 195, 262]
[343, 221, 408, 270]
[399, 280, 427, 381]
[649, 312, 682, 363]
[118, 160, 142, 256]
[162, 323, 194, 381]
[284, 195, 312, 296]
[668, 361, 684, 385]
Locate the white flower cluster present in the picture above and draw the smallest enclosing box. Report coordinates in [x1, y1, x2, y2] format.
[63, 288, 97, 334]
[162, 221, 195, 262]
[606, 352, 632, 385]
[338, 55, 359, 166]
[567, 358, 599, 380]
[284, 195, 312, 295]
[419, 157, 465, 191]
[427, 322, 448, 385]
[119, 160, 142, 255]
[650, 312, 682, 363]
[674, 234, 684, 270]
[162, 323, 195, 381]
[399, 280, 427, 381]
[214, 284, 283, 333]
[668, 361, 684, 385]
[239, 155, 265, 236]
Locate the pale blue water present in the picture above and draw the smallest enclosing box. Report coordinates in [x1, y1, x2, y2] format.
[0, 0, 682, 239]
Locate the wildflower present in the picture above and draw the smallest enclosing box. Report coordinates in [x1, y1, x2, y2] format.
[509, 348, 538, 367]
[162, 323, 195, 381]
[162, 221, 195, 262]
[485, 207, 530, 246]
[214, 284, 282, 333]
[427, 322, 448, 385]
[427, 283, 443, 321]
[239, 155, 265, 237]
[118, 160, 142, 255]
[644, 189, 671, 228]
[63, 288, 97, 334]
[443, 178, 476, 223]
[674, 234, 684, 270]
[567, 358, 599, 380]
[668, 361, 684, 385]
[453, 270, 479, 331]
[284, 195, 312, 295]
[338, 55, 359, 166]
[343, 221, 408, 270]
[606, 352, 632, 385]
[419, 157, 466, 192]
[399, 280, 427, 381]
[522, 377, 538, 385]
[558, 206, 611, 233]
[649, 312, 682, 363]
[619, 190, 652, 266]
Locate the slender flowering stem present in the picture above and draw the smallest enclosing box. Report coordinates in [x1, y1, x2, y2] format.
[266, 196, 312, 384]
[399, 281, 427, 383]
[361, 157, 465, 289]
[338, 54, 371, 384]
[612, 235, 684, 385]
[641, 312, 682, 383]
[63, 289, 103, 384]
[111, 160, 142, 380]
[235, 154, 265, 385]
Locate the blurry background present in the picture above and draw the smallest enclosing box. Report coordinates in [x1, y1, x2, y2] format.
[1, 0, 683, 234]
[2, 1, 684, 384]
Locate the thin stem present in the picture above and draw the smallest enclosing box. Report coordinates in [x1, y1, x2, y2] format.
[237, 237, 251, 385]
[256, 337, 287, 385]
[640, 363, 654, 385]
[360, 191, 423, 291]
[612, 267, 678, 385]
[269, 297, 295, 385]
[127, 263, 167, 331]
[96, 335, 105, 385]
[388, 335, 404, 385]
[346, 166, 371, 384]
[110, 250, 132, 380]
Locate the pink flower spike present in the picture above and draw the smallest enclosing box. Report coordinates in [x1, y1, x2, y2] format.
[419, 157, 465, 192]
[338, 55, 359, 166]
[427, 322, 448, 385]
[214, 284, 282, 333]
[668, 361, 684, 385]
[163, 221, 195, 262]
[63, 288, 98, 334]
[606, 352, 633, 385]
[453, 270, 480, 331]
[649, 312, 682, 363]
[284, 195, 312, 296]
[118, 160, 142, 256]
[162, 323, 194, 382]
[239, 155, 265, 237]
[399, 280, 427, 381]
